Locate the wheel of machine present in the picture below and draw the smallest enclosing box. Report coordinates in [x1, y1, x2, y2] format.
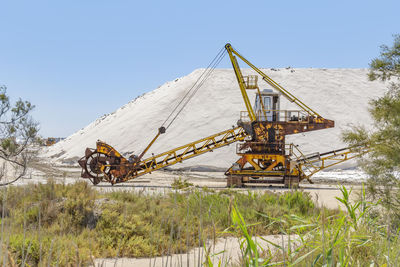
[82, 152, 112, 185]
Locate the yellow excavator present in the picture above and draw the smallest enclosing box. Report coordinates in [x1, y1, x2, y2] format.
[78, 43, 368, 187]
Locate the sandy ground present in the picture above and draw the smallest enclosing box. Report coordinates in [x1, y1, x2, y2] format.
[94, 235, 300, 267]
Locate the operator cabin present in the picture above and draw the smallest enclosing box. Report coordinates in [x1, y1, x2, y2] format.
[254, 89, 280, 122]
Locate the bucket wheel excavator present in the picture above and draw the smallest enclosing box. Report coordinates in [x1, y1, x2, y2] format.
[78, 44, 368, 187]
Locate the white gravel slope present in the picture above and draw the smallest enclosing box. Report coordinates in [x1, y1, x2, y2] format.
[43, 68, 387, 169]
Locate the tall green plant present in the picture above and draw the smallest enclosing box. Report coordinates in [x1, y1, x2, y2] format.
[207, 185, 383, 266]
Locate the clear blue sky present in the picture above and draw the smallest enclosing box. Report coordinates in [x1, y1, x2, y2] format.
[1, 0, 399, 137]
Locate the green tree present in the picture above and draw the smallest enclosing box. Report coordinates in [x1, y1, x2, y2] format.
[0, 85, 39, 186]
[368, 35, 400, 81]
[343, 35, 400, 221]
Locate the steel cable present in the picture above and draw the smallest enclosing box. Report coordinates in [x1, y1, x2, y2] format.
[161, 46, 226, 130]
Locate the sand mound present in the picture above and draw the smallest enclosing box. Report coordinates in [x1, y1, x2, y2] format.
[43, 68, 387, 169]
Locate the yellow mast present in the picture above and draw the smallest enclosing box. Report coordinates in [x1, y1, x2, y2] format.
[225, 43, 322, 118]
[225, 43, 257, 122]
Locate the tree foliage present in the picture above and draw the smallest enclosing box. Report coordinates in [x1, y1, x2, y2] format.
[368, 35, 400, 81]
[0, 85, 39, 186]
[343, 35, 400, 220]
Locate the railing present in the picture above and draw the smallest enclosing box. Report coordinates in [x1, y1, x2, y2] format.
[243, 75, 258, 89]
[236, 142, 287, 155]
[235, 142, 307, 156]
[240, 109, 311, 122]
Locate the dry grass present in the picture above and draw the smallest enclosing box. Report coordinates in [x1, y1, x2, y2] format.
[1, 180, 398, 266]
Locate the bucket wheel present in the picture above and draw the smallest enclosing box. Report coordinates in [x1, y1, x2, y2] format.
[78, 149, 112, 185]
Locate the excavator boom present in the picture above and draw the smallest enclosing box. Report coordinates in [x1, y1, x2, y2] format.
[78, 127, 248, 184]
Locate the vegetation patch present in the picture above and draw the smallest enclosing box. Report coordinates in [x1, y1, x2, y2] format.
[0, 180, 399, 266]
[0, 180, 322, 266]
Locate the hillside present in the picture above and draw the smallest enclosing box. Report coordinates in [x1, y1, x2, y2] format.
[43, 68, 387, 169]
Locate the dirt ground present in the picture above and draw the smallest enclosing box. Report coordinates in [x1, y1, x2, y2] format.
[94, 235, 300, 267]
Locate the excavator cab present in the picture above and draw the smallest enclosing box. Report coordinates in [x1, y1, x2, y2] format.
[254, 89, 280, 122]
